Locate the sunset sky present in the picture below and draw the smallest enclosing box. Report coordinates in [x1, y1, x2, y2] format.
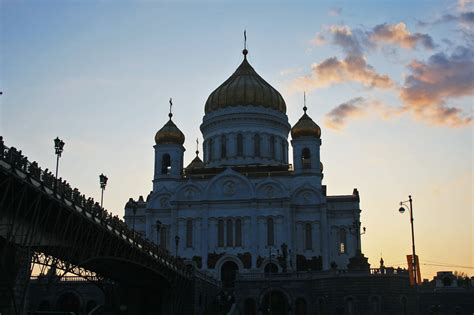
[1, 0, 472, 278]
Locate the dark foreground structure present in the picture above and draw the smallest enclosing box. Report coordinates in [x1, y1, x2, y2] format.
[1, 137, 472, 315]
[25, 265, 474, 315]
[0, 139, 220, 314]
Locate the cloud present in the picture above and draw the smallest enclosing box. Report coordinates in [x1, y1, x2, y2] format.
[310, 32, 327, 46]
[400, 46, 473, 127]
[370, 23, 435, 49]
[324, 97, 402, 130]
[329, 7, 342, 16]
[297, 25, 394, 92]
[417, 12, 474, 27]
[280, 67, 303, 76]
[329, 25, 366, 55]
[458, 0, 473, 10]
[292, 55, 394, 91]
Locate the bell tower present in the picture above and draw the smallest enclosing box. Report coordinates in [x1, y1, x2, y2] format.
[153, 99, 185, 185]
[291, 95, 322, 181]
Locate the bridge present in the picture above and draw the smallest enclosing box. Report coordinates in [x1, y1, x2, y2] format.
[0, 138, 220, 314]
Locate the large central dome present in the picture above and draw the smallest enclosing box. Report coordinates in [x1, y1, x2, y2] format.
[204, 51, 286, 114]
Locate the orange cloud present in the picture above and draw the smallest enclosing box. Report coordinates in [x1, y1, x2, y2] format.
[400, 47, 473, 127]
[370, 23, 435, 49]
[324, 97, 402, 130]
[292, 55, 394, 91]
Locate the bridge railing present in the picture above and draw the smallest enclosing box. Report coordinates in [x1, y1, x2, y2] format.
[0, 137, 192, 277]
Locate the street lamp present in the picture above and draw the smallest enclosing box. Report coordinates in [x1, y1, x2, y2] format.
[99, 173, 108, 208]
[399, 195, 418, 285]
[349, 220, 366, 253]
[53, 137, 65, 183]
[155, 220, 162, 246]
[175, 235, 180, 258]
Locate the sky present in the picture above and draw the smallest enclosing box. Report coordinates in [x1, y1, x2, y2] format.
[1, 0, 473, 279]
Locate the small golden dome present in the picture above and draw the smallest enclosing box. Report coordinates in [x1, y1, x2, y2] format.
[291, 108, 321, 139]
[155, 116, 185, 145]
[204, 50, 286, 114]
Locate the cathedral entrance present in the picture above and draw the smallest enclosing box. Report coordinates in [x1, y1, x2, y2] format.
[261, 290, 287, 315]
[221, 261, 239, 288]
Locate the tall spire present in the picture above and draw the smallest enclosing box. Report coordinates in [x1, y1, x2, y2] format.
[303, 92, 307, 113]
[242, 29, 248, 58]
[169, 98, 173, 119]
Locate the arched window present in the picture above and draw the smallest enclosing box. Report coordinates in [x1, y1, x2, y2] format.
[218, 219, 224, 247]
[226, 219, 233, 247]
[339, 228, 347, 254]
[442, 276, 453, 286]
[160, 226, 168, 249]
[370, 296, 381, 315]
[400, 296, 407, 315]
[295, 298, 307, 315]
[345, 297, 355, 315]
[317, 298, 325, 315]
[186, 219, 193, 248]
[254, 134, 261, 157]
[267, 217, 274, 246]
[161, 154, 171, 174]
[264, 263, 278, 274]
[302, 148, 311, 169]
[235, 219, 242, 247]
[208, 138, 213, 161]
[237, 134, 243, 156]
[305, 223, 312, 250]
[221, 135, 227, 158]
[270, 135, 275, 159]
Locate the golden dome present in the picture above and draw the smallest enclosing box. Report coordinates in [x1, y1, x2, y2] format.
[155, 115, 185, 145]
[291, 107, 321, 139]
[204, 51, 286, 114]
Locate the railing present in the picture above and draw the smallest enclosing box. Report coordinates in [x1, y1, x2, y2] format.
[237, 268, 409, 281]
[30, 275, 100, 282]
[0, 138, 191, 277]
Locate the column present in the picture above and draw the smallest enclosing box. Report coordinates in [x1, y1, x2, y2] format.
[321, 207, 329, 270]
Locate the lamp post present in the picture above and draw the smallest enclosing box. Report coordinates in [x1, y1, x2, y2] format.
[53, 137, 65, 183]
[175, 235, 180, 258]
[267, 246, 275, 315]
[399, 195, 418, 285]
[349, 220, 366, 253]
[99, 173, 108, 208]
[156, 220, 162, 246]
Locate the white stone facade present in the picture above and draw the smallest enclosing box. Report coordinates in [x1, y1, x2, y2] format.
[124, 53, 362, 281]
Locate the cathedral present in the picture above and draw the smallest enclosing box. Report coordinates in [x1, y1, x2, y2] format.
[124, 47, 362, 287]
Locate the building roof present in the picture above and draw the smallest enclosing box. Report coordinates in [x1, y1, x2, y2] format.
[204, 50, 286, 114]
[155, 114, 185, 145]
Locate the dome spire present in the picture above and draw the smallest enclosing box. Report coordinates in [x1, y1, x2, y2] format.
[242, 29, 248, 58]
[303, 91, 307, 113]
[168, 98, 173, 119]
[195, 138, 199, 156]
[155, 98, 185, 145]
